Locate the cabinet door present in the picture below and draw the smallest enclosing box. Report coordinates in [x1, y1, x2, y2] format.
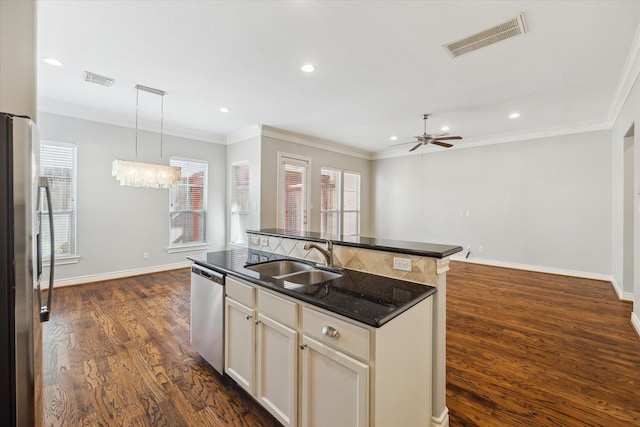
[256, 313, 298, 427]
[225, 297, 255, 394]
[300, 335, 369, 427]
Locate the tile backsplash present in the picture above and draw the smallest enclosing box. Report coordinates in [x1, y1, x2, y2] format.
[247, 233, 438, 286]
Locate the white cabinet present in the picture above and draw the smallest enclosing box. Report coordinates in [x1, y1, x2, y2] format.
[300, 335, 369, 427]
[225, 296, 255, 394]
[225, 276, 298, 427]
[225, 274, 434, 427]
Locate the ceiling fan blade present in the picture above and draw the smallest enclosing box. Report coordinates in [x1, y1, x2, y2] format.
[431, 141, 453, 148]
[389, 141, 417, 147]
[433, 136, 462, 141]
[409, 142, 423, 152]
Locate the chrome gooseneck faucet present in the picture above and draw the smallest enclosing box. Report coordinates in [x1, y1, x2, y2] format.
[303, 240, 333, 267]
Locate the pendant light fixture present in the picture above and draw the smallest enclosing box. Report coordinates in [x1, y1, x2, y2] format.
[112, 84, 181, 189]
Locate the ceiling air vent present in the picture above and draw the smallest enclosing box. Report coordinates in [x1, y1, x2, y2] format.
[84, 71, 115, 87]
[443, 13, 527, 58]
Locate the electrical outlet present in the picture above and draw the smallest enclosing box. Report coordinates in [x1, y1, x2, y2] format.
[143, 253, 149, 260]
[393, 257, 412, 272]
[260, 236, 269, 246]
[479, 246, 484, 253]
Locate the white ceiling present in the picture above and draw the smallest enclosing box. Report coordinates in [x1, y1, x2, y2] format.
[37, 1, 640, 155]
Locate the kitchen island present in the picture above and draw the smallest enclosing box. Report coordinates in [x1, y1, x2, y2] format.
[190, 230, 461, 427]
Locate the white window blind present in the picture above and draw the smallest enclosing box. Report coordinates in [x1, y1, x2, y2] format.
[169, 158, 207, 246]
[319, 168, 360, 236]
[343, 171, 361, 236]
[40, 142, 77, 257]
[231, 161, 250, 244]
[279, 154, 309, 233]
[320, 167, 340, 236]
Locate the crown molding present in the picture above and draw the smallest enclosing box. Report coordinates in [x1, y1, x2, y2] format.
[225, 124, 261, 145]
[260, 125, 372, 160]
[38, 97, 226, 144]
[608, 22, 640, 123]
[371, 120, 612, 160]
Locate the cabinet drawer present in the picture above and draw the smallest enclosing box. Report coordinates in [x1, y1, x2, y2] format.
[226, 276, 254, 307]
[258, 290, 298, 328]
[302, 307, 370, 361]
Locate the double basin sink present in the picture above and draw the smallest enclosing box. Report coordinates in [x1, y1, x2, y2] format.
[244, 260, 342, 287]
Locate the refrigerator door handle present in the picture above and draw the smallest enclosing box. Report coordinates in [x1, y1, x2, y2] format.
[37, 177, 54, 322]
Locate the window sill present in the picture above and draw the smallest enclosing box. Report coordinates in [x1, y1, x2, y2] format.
[43, 255, 81, 267]
[167, 243, 209, 254]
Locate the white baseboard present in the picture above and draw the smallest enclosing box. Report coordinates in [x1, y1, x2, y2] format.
[451, 255, 623, 294]
[632, 312, 640, 338]
[431, 407, 449, 427]
[610, 277, 635, 301]
[52, 261, 191, 287]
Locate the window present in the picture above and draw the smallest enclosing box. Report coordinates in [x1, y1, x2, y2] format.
[169, 157, 207, 247]
[343, 171, 361, 236]
[320, 168, 340, 235]
[320, 168, 360, 236]
[40, 142, 77, 259]
[230, 161, 250, 244]
[278, 153, 310, 233]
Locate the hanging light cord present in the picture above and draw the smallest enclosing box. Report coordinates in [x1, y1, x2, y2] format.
[160, 92, 164, 158]
[135, 86, 140, 158]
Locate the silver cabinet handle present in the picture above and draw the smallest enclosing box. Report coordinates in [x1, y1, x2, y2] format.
[322, 325, 340, 338]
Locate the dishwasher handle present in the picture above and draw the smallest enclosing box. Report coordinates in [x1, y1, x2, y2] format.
[191, 264, 224, 284]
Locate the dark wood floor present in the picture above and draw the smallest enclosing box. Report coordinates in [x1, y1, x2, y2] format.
[41, 262, 640, 426]
[446, 262, 640, 426]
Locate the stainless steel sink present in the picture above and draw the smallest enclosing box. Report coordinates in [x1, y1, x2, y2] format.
[283, 269, 342, 286]
[245, 260, 315, 278]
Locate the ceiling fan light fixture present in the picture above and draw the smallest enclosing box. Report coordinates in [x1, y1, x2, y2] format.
[441, 126, 450, 132]
[509, 112, 521, 119]
[390, 136, 398, 141]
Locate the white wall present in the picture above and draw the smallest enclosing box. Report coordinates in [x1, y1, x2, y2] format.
[38, 112, 227, 284]
[227, 135, 262, 242]
[611, 68, 640, 331]
[260, 135, 372, 235]
[372, 131, 612, 277]
[0, 0, 36, 118]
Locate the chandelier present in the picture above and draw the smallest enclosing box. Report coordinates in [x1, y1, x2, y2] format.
[112, 84, 181, 189]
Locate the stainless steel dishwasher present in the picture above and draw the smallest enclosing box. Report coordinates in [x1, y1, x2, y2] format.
[190, 264, 224, 374]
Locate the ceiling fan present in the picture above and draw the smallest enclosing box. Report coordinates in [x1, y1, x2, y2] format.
[391, 114, 462, 151]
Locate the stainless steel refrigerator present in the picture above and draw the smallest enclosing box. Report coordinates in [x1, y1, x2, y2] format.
[0, 112, 55, 426]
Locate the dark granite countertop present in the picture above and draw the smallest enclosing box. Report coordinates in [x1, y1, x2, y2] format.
[248, 228, 463, 259]
[188, 249, 436, 328]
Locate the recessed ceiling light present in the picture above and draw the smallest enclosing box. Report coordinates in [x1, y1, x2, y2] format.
[509, 112, 520, 119]
[301, 64, 316, 73]
[43, 57, 63, 67]
[390, 136, 398, 141]
[441, 126, 450, 132]
[219, 107, 230, 113]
